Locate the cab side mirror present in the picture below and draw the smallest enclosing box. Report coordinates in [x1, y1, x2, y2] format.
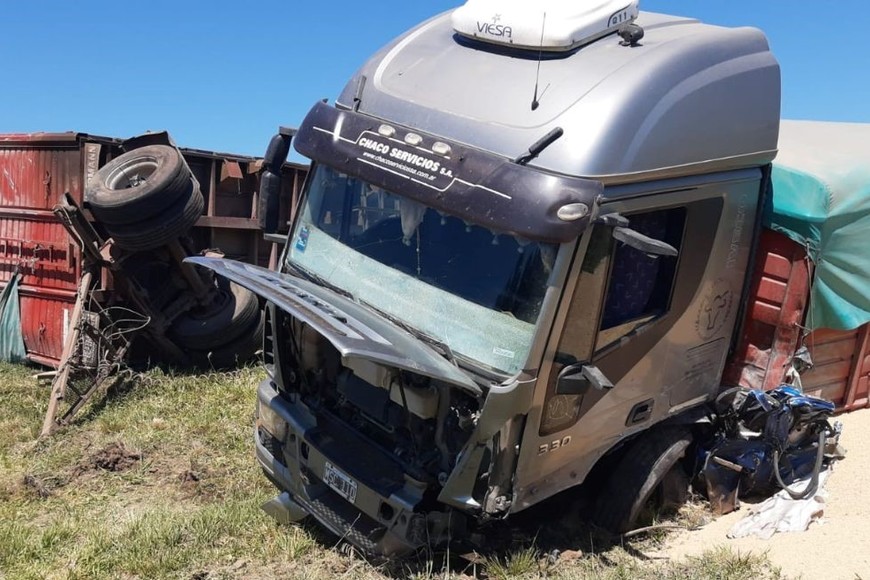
[259, 128, 296, 234]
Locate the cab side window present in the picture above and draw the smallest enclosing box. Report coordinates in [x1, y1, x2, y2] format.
[595, 207, 686, 351]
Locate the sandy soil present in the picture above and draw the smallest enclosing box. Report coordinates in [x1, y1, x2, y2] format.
[662, 407, 870, 579]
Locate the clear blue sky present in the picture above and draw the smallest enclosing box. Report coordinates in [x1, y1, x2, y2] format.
[1, 1, 866, 158]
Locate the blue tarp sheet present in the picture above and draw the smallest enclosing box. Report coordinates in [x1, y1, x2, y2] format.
[768, 120, 870, 331]
[0, 273, 27, 363]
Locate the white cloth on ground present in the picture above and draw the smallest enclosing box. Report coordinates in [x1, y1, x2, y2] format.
[727, 469, 831, 540]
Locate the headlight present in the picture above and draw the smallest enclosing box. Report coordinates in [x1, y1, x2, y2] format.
[257, 400, 288, 442]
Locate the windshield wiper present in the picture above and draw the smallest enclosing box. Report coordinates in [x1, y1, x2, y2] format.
[359, 299, 458, 365]
[285, 262, 355, 301]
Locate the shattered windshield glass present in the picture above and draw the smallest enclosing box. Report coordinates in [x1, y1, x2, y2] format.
[285, 164, 556, 374]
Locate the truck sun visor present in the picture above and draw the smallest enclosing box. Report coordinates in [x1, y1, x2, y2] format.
[293, 101, 603, 243]
[451, 0, 639, 51]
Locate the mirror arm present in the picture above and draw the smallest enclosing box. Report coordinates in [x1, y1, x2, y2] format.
[612, 226, 678, 257]
[555, 363, 614, 395]
[582, 364, 614, 391]
[595, 212, 629, 227]
[594, 211, 678, 257]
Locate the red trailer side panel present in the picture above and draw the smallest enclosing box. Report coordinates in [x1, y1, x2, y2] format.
[802, 325, 870, 412]
[723, 230, 811, 391]
[724, 228, 870, 413]
[0, 138, 84, 365]
[801, 328, 859, 407]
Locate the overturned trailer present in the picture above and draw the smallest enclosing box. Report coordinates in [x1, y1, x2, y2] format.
[0, 131, 307, 367]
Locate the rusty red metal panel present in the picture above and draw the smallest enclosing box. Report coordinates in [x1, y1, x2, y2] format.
[755, 277, 788, 308]
[0, 142, 84, 207]
[0, 211, 78, 291]
[0, 133, 81, 146]
[1, 137, 85, 365]
[723, 229, 812, 391]
[18, 290, 76, 366]
[221, 160, 244, 180]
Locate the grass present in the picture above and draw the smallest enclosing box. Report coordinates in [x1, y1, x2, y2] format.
[484, 545, 542, 579]
[541, 546, 784, 580]
[0, 362, 787, 579]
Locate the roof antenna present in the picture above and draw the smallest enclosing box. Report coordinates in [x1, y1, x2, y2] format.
[531, 12, 549, 111]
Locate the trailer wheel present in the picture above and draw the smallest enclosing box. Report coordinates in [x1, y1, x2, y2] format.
[188, 312, 264, 370]
[170, 281, 260, 350]
[592, 426, 692, 534]
[102, 184, 204, 252]
[86, 145, 195, 225]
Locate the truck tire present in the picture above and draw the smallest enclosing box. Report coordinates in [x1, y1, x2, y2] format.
[170, 282, 260, 350]
[103, 184, 204, 252]
[86, 145, 194, 225]
[188, 312, 264, 370]
[592, 427, 692, 534]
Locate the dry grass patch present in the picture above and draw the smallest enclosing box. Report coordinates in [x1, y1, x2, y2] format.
[0, 362, 787, 579]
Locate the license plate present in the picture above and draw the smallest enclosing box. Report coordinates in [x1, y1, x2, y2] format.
[324, 462, 358, 504]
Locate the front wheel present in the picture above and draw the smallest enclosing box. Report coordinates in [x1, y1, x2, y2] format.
[592, 426, 693, 533]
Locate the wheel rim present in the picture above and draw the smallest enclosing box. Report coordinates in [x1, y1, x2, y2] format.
[106, 157, 159, 190]
[186, 287, 233, 321]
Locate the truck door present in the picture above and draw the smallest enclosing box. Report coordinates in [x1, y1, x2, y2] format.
[538, 204, 688, 435]
[511, 173, 761, 512]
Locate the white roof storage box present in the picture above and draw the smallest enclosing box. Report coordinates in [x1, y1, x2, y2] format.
[451, 0, 640, 51]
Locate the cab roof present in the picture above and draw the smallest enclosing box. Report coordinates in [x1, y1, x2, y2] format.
[338, 10, 781, 183]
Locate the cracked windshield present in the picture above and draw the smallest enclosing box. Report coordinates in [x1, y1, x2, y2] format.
[286, 165, 557, 374]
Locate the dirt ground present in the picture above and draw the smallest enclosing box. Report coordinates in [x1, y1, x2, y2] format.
[662, 407, 870, 580]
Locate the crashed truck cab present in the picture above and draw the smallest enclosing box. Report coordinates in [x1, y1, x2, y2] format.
[190, 0, 780, 555]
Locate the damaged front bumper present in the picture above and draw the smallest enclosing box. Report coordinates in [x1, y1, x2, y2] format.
[254, 378, 454, 557]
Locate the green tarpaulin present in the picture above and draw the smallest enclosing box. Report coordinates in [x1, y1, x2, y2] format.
[768, 120, 870, 331]
[0, 273, 27, 363]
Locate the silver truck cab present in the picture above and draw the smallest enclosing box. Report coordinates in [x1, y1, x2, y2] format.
[191, 1, 780, 556]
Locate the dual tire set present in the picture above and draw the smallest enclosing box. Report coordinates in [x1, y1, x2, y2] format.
[87, 145, 204, 252]
[85, 145, 262, 370]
